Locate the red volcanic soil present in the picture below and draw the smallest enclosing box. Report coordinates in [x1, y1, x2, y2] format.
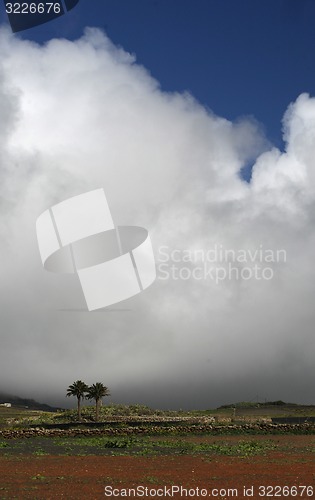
[0, 436, 314, 499]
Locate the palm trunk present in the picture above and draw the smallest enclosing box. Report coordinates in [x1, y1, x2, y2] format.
[77, 397, 81, 421]
[95, 399, 100, 422]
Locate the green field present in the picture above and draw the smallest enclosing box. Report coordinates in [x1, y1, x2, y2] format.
[1, 401, 315, 430]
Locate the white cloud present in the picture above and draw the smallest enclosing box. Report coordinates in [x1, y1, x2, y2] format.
[0, 27, 314, 407]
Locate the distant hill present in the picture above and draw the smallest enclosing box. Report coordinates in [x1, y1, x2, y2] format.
[0, 392, 62, 412]
[218, 401, 314, 409]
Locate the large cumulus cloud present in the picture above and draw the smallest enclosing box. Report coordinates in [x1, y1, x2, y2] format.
[0, 27, 314, 408]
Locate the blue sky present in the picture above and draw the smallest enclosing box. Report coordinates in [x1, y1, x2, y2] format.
[3, 0, 315, 152]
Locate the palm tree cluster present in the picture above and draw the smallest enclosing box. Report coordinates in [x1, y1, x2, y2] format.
[66, 380, 110, 421]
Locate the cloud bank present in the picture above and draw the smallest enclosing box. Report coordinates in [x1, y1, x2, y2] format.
[0, 27, 314, 408]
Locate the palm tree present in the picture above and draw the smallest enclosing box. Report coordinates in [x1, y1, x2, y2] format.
[66, 380, 88, 421]
[86, 383, 110, 422]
